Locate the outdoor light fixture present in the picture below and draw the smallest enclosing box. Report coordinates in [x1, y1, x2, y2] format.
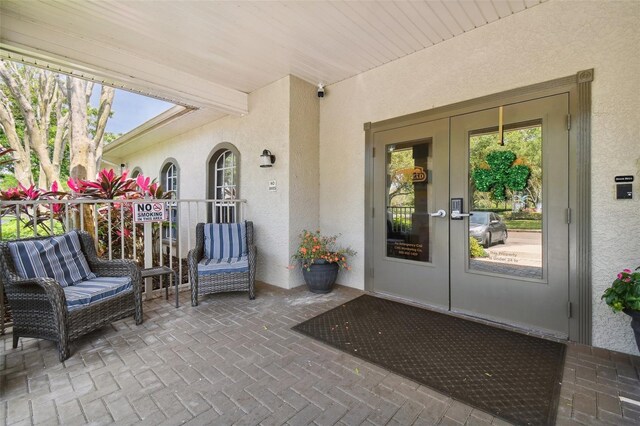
[260, 149, 276, 167]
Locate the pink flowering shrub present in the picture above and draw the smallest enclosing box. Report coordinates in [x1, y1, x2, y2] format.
[1, 169, 172, 262]
[602, 267, 640, 312]
[0, 182, 67, 235]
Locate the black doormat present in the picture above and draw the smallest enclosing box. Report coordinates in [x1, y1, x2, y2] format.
[292, 295, 566, 426]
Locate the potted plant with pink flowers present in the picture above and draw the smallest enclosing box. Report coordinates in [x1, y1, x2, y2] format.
[602, 267, 640, 351]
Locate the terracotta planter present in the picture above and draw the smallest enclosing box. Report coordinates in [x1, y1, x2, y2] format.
[302, 260, 339, 294]
[623, 309, 640, 352]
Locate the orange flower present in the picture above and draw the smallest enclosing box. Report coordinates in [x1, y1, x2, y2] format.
[300, 247, 307, 254]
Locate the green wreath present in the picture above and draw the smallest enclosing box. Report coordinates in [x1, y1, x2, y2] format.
[472, 151, 530, 201]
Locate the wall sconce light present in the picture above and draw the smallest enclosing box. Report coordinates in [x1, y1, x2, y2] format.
[260, 149, 276, 167]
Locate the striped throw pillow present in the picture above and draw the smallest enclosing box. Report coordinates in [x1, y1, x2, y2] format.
[204, 222, 247, 261]
[8, 231, 96, 287]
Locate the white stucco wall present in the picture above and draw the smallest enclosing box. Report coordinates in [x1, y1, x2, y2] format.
[289, 76, 320, 287]
[117, 75, 321, 290]
[120, 77, 293, 288]
[318, 0, 640, 354]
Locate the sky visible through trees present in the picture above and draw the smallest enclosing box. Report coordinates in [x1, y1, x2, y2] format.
[89, 84, 174, 134]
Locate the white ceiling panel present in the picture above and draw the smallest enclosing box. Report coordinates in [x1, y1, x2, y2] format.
[442, 1, 477, 32]
[493, 0, 516, 18]
[0, 0, 547, 115]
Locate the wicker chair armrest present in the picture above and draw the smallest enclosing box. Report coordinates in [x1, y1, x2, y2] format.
[8, 276, 67, 305]
[4, 277, 66, 301]
[187, 248, 203, 267]
[188, 247, 202, 278]
[248, 244, 257, 263]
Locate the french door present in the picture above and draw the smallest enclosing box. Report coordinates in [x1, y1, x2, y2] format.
[371, 94, 570, 337]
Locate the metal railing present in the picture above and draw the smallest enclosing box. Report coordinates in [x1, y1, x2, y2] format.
[387, 206, 415, 233]
[0, 198, 246, 298]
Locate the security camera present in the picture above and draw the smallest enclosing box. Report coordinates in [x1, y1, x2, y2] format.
[317, 83, 325, 98]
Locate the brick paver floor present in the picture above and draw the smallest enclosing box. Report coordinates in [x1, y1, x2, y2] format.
[1, 283, 640, 425]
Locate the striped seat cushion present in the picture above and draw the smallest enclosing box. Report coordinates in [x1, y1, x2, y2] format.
[204, 222, 247, 260]
[198, 255, 249, 275]
[64, 276, 132, 311]
[8, 231, 96, 287]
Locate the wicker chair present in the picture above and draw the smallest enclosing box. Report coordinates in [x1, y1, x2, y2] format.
[188, 222, 256, 306]
[0, 231, 142, 361]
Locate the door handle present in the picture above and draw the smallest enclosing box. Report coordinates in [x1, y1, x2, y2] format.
[429, 209, 447, 218]
[451, 210, 472, 219]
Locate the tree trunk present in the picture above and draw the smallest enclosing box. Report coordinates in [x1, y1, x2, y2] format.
[0, 61, 62, 187]
[66, 80, 115, 242]
[12, 150, 34, 186]
[67, 77, 95, 181]
[38, 166, 48, 189]
[66, 77, 96, 237]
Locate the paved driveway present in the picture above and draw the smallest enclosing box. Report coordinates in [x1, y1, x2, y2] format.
[482, 231, 542, 268]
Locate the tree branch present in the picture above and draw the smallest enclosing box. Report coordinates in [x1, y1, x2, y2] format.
[0, 61, 37, 138]
[92, 85, 114, 147]
[52, 95, 69, 173]
[84, 81, 94, 105]
[0, 92, 22, 154]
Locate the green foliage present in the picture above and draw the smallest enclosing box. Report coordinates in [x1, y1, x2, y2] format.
[0, 147, 13, 166]
[502, 220, 541, 230]
[387, 148, 415, 206]
[0, 174, 18, 191]
[470, 126, 542, 210]
[392, 217, 410, 230]
[1, 216, 64, 240]
[501, 211, 542, 221]
[0, 169, 170, 263]
[472, 150, 530, 201]
[602, 267, 640, 312]
[469, 237, 488, 258]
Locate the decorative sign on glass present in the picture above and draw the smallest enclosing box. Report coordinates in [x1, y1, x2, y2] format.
[385, 140, 432, 263]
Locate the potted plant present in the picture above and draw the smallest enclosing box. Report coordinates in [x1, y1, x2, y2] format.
[292, 230, 356, 294]
[602, 267, 640, 351]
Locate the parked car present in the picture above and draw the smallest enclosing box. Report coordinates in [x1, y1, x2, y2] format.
[469, 211, 508, 248]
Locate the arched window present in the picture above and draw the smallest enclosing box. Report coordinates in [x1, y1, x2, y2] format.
[207, 145, 240, 223]
[160, 160, 179, 240]
[215, 150, 237, 200]
[130, 167, 143, 179]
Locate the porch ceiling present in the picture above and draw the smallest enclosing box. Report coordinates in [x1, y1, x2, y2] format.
[0, 0, 546, 116]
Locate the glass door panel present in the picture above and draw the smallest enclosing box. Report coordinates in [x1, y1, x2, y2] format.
[468, 122, 544, 280]
[386, 139, 432, 263]
[372, 119, 450, 309]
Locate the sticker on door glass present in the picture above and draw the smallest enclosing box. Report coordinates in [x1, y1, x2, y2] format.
[386, 140, 432, 263]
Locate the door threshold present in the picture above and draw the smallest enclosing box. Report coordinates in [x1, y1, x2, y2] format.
[369, 290, 569, 344]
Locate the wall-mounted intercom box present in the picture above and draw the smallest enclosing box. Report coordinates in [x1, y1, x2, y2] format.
[615, 176, 633, 199]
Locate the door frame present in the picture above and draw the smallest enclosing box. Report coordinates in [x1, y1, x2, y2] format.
[364, 69, 594, 344]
